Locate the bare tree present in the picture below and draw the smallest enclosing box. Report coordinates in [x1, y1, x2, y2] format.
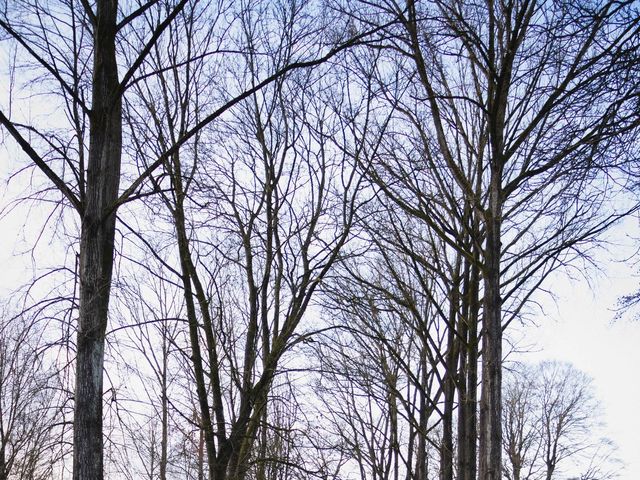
[502, 361, 621, 480]
[333, 2, 640, 478]
[1, 1, 638, 479]
[0, 0, 383, 477]
[313, 203, 468, 480]
[0, 308, 62, 480]
[118, 2, 376, 478]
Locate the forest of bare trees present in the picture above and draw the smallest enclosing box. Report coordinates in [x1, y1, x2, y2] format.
[0, 0, 639, 479]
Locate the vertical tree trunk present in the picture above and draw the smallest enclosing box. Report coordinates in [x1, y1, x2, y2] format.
[198, 423, 205, 480]
[175, 202, 217, 480]
[479, 2, 508, 469]
[255, 406, 269, 480]
[441, 266, 461, 480]
[458, 257, 480, 480]
[160, 325, 169, 480]
[414, 347, 429, 480]
[385, 362, 400, 480]
[464, 263, 480, 480]
[0, 442, 7, 480]
[169, 149, 218, 479]
[73, 1, 121, 479]
[440, 347, 456, 480]
[478, 172, 503, 480]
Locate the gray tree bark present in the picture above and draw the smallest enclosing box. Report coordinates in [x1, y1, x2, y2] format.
[73, 1, 121, 478]
[457, 260, 479, 480]
[478, 183, 503, 480]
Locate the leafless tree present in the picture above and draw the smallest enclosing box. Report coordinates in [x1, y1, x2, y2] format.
[313, 203, 470, 480]
[502, 361, 621, 480]
[0, 307, 63, 480]
[118, 2, 376, 478]
[0, 0, 384, 477]
[2, 0, 639, 478]
[333, 2, 640, 478]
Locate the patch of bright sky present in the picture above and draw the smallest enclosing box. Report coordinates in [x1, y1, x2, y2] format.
[0, 170, 31, 296]
[510, 215, 640, 479]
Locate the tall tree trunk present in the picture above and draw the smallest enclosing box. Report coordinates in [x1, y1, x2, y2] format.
[414, 347, 429, 480]
[198, 422, 205, 480]
[0, 441, 7, 480]
[479, 3, 508, 470]
[73, 1, 121, 478]
[441, 265, 461, 480]
[458, 260, 479, 480]
[440, 346, 456, 480]
[457, 242, 480, 480]
[255, 407, 269, 480]
[169, 148, 221, 479]
[478, 171, 503, 480]
[175, 201, 217, 480]
[160, 325, 169, 480]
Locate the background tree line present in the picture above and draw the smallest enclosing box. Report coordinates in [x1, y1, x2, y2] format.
[0, 0, 638, 479]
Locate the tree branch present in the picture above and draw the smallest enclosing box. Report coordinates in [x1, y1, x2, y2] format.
[0, 110, 82, 213]
[111, 19, 398, 216]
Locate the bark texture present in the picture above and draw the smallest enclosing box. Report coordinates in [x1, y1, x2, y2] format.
[478, 173, 503, 480]
[457, 261, 479, 480]
[73, 1, 122, 478]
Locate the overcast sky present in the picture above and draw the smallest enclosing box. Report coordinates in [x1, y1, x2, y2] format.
[512, 218, 640, 480]
[533, 295, 640, 480]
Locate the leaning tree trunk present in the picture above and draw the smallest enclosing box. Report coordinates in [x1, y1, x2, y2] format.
[73, 1, 122, 479]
